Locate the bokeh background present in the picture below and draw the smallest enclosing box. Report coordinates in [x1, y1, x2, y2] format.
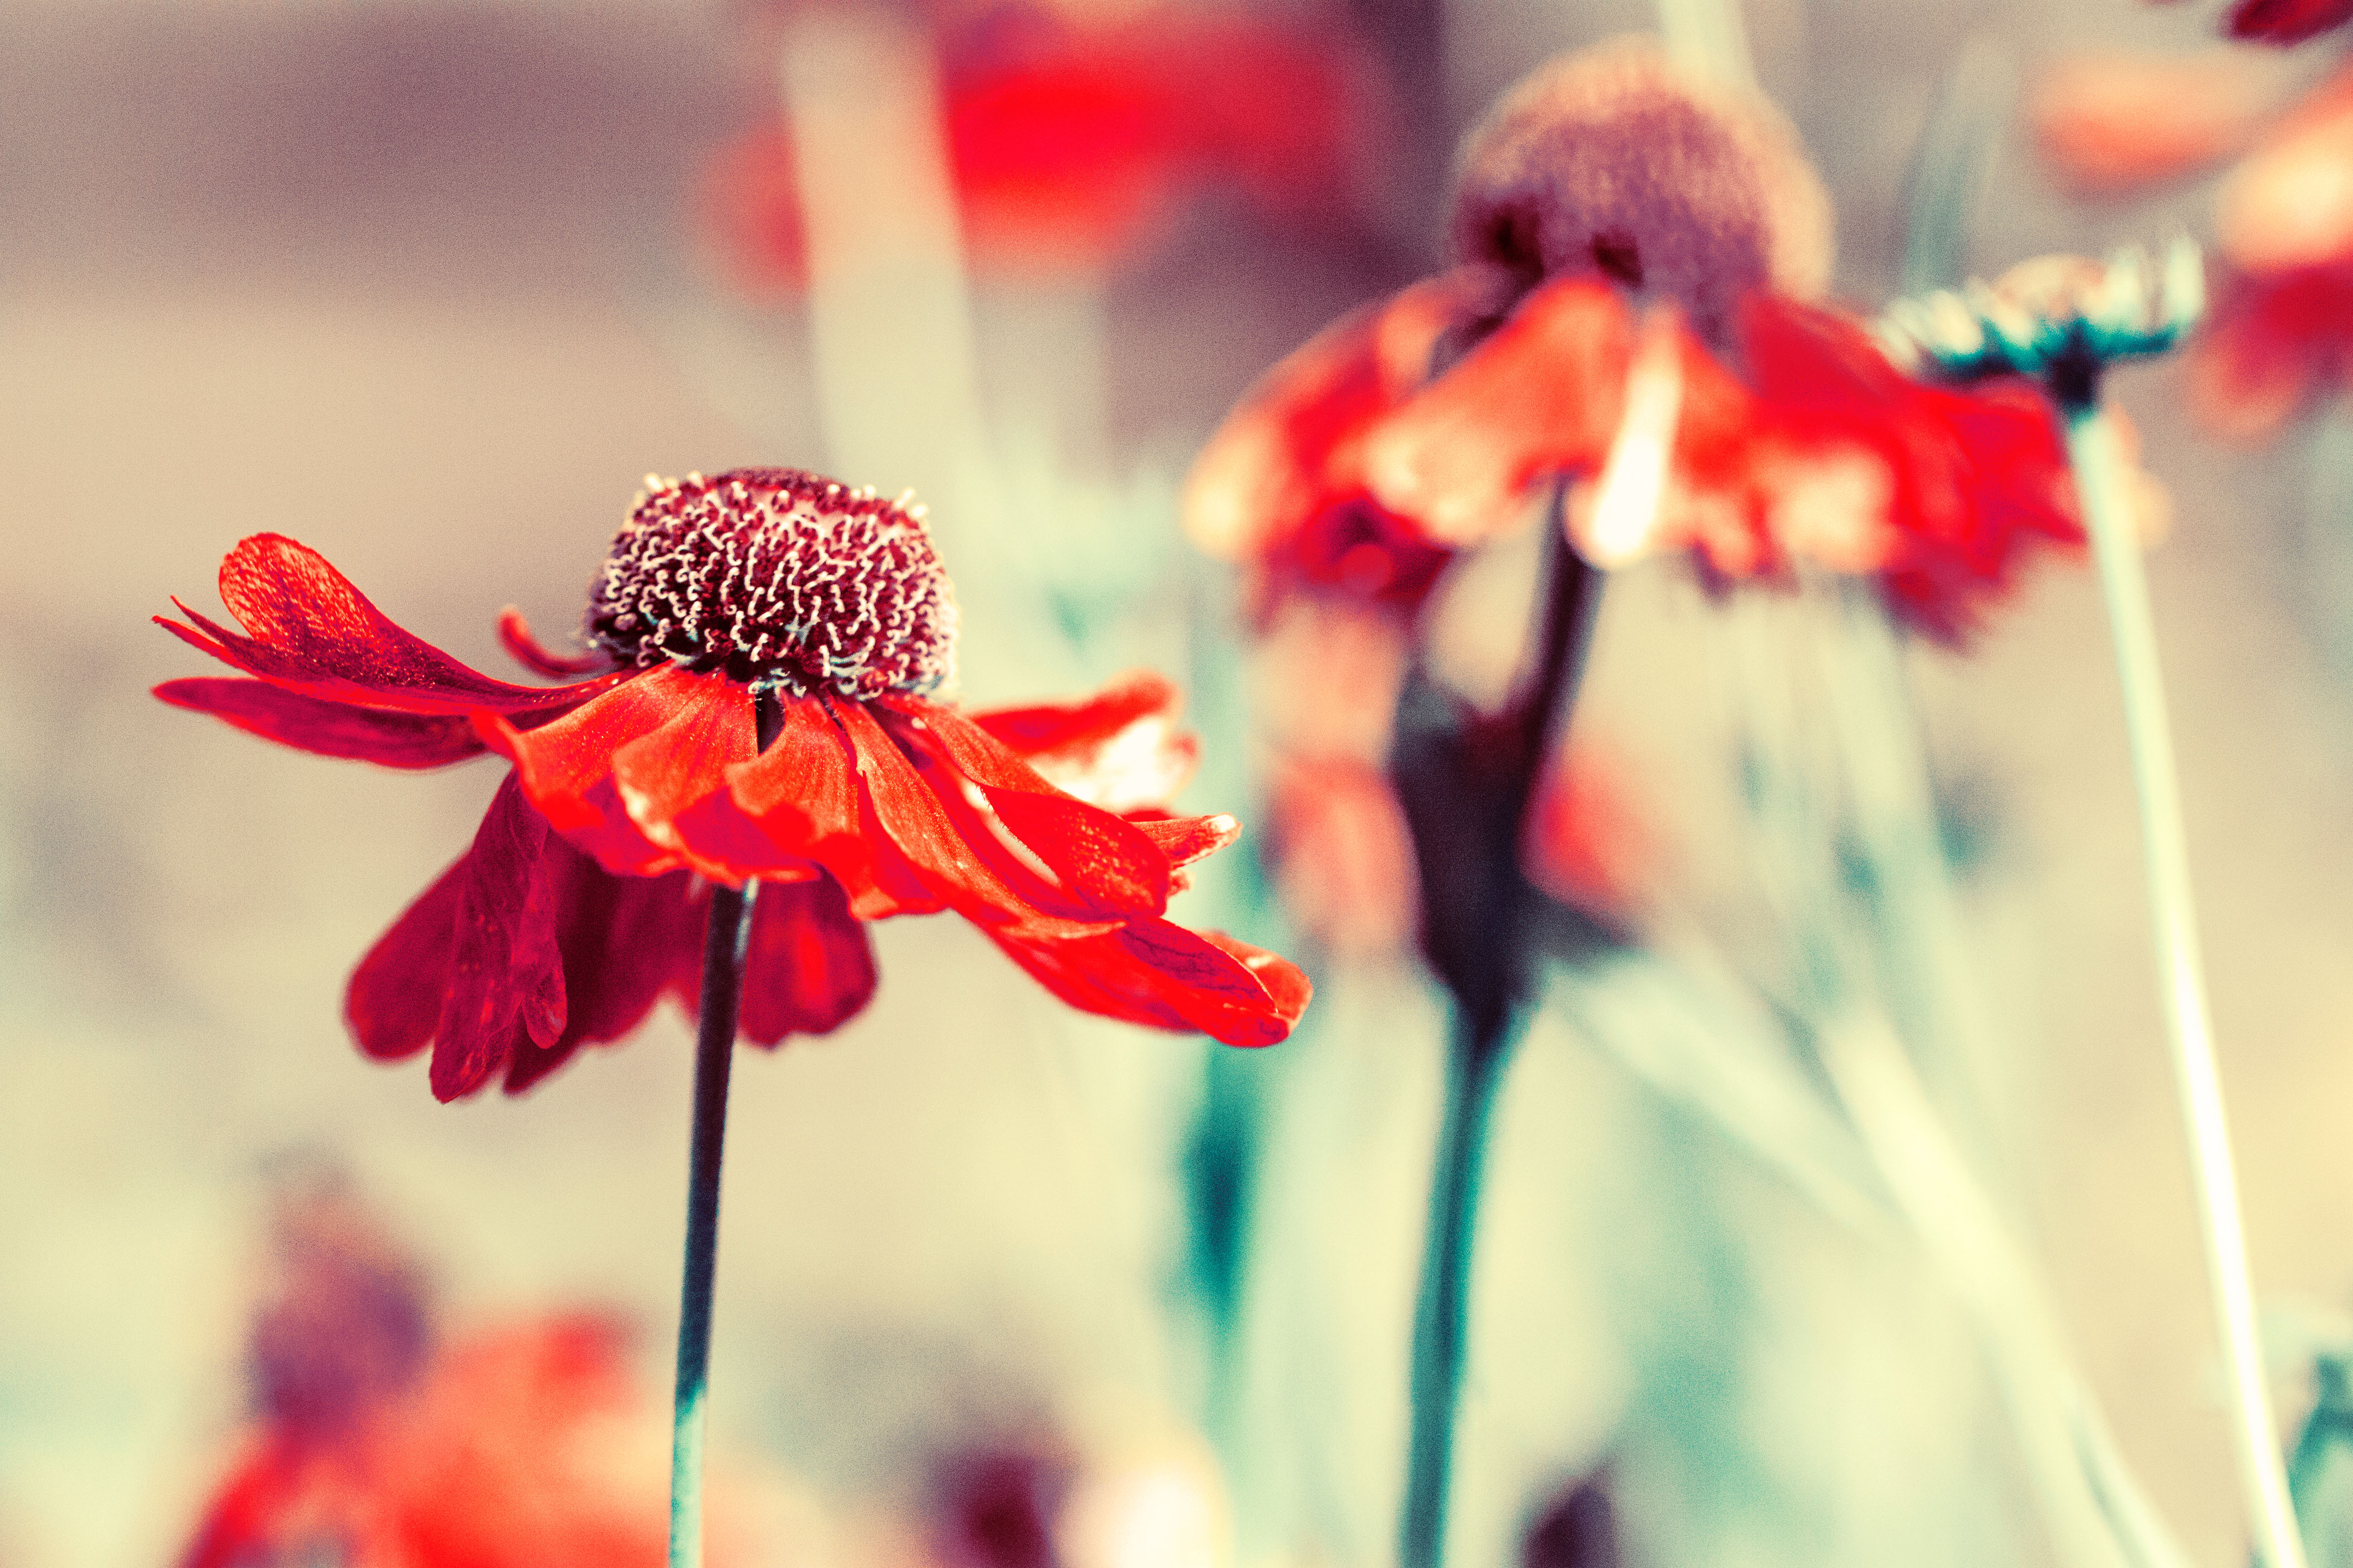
[9, 0, 2353, 1564]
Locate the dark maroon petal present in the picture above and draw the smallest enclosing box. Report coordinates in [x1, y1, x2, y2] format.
[345, 857, 468, 1062]
[157, 678, 487, 769]
[429, 777, 568, 1102]
[502, 851, 708, 1095]
[886, 700, 1172, 918]
[987, 918, 1309, 1046]
[737, 875, 879, 1045]
[834, 700, 1113, 939]
[497, 606, 616, 678]
[159, 534, 627, 715]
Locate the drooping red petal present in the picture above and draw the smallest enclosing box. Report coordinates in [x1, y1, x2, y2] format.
[502, 852, 708, 1096]
[429, 777, 568, 1102]
[736, 875, 879, 1045]
[159, 534, 624, 716]
[968, 671, 1199, 811]
[609, 676, 757, 882]
[723, 698, 921, 917]
[475, 667, 728, 878]
[2226, 0, 2353, 44]
[498, 607, 616, 679]
[345, 856, 469, 1063]
[178, 1436, 311, 1568]
[158, 678, 489, 769]
[1361, 276, 1636, 546]
[987, 918, 1309, 1046]
[886, 699, 1172, 918]
[834, 699, 1118, 939]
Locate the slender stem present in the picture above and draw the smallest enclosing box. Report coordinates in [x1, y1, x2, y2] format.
[1391, 504, 1596, 1568]
[669, 695, 782, 1568]
[2065, 405, 2307, 1568]
[1399, 1018, 1510, 1568]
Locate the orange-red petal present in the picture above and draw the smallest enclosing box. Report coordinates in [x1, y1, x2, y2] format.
[1361, 276, 1634, 545]
[988, 919, 1309, 1046]
[159, 534, 622, 716]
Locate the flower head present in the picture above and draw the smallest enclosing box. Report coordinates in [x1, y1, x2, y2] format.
[1448, 38, 1833, 349]
[1188, 42, 2099, 645]
[158, 468, 1306, 1100]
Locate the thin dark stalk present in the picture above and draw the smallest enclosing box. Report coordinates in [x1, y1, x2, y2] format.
[669, 693, 783, 1568]
[1399, 1016, 1510, 1568]
[1393, 503, 1599, 1568]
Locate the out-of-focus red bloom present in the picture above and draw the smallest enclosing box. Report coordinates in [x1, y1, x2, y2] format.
[2224, 0, 2353, 44]
[182, 1185, 729, 1568]
[157, 469, 1306, 1100]
[1523, 741, 1650, 923]
[1264, 754, 1419, 957]
[2032, 52, 2277, 195]
[2192, 65, 2353, 436]
[702, 9, 1373, 289]
[2039, 15, 2353, 440]
[1188, 42, 2090, 645]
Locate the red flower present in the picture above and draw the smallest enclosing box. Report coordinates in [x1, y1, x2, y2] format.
[181, 1184, 754, 1568]
[702, 10, 1373, 289]
[2224, 0, 2353, 44]
[157, 468, 1306, 1101]
[1186, 42, 2092, 645]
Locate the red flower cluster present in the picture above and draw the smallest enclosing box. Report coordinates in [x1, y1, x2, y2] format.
[703, 9, 1373, 288]
[182, 1186, 729, 1568]
[158, 469, 1306, 1100]
[1187, 42, 2090, 646]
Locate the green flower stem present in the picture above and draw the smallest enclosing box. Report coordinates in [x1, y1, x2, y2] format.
[1399, 1019, 1511, 1568]
[669, 694, 783, 1568]
[2065, 404, 2308, 1568]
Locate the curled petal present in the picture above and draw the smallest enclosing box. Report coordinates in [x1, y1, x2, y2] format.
[969, 670, 1198, 811]
[498, 608, 615, 678]
[347, 857, 468, 1063]
[888, 700, 1172, 918]
[1362, 277, 1635, 545]
[429, 777, 568, 1102]
[737, 876, 879, 1045]
[158, 678, 487, 769]
[1127, 812, 1241, 869]
[609, 678, 757, 880]
[987, 919, 1310, 1047]
[833, 700, 1117, 939]
[503, 853, 708, 1096]
[159, 534, 623, 716]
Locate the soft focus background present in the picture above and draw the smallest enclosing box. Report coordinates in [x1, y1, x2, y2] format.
[8, 0, 2353, 1564]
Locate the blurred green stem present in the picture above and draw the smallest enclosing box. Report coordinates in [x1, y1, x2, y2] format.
[1400, 1018, 1510, 1568]
[2065, 402, 2308, 1568]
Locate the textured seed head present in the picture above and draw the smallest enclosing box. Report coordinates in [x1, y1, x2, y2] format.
[588, 468, 958, 699]
[1448, 40, 1833, 350]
